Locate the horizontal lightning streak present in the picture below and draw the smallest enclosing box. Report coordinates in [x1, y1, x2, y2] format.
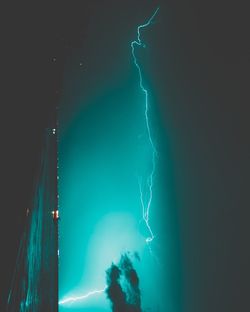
[59, 287, 107, 305]
[131, 7, 159, 244]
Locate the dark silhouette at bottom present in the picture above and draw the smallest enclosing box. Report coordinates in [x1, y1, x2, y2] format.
[106, 253, 141, 312]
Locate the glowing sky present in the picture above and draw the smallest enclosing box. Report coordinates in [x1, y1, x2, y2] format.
[58, 4, 179, 311]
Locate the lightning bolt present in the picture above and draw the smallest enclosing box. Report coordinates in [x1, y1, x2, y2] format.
[131, 7, 160, 244]
[59, 287, 107, 305]
[59, 7, 160, 306]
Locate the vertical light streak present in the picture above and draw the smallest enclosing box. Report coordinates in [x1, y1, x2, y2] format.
[131, 7, 160, 244]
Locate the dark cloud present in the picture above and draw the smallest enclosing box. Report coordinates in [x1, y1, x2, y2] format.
[106, 253, 142, 312]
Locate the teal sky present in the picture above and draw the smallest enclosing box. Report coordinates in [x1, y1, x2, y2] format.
[58, 3, 181, 311]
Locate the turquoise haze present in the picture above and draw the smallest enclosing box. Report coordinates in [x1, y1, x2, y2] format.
[59, 4, 181, 311]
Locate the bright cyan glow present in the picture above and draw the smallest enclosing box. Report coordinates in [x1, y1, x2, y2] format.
[59, 287, 107, 305]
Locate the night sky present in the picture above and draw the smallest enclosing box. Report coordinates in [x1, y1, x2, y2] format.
[1, 1, 249, 311]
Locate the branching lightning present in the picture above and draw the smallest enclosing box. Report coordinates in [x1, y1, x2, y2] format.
[131, 7, 160, 244]
[59, 7, 160, 307]
[59, 287, 107, 305]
